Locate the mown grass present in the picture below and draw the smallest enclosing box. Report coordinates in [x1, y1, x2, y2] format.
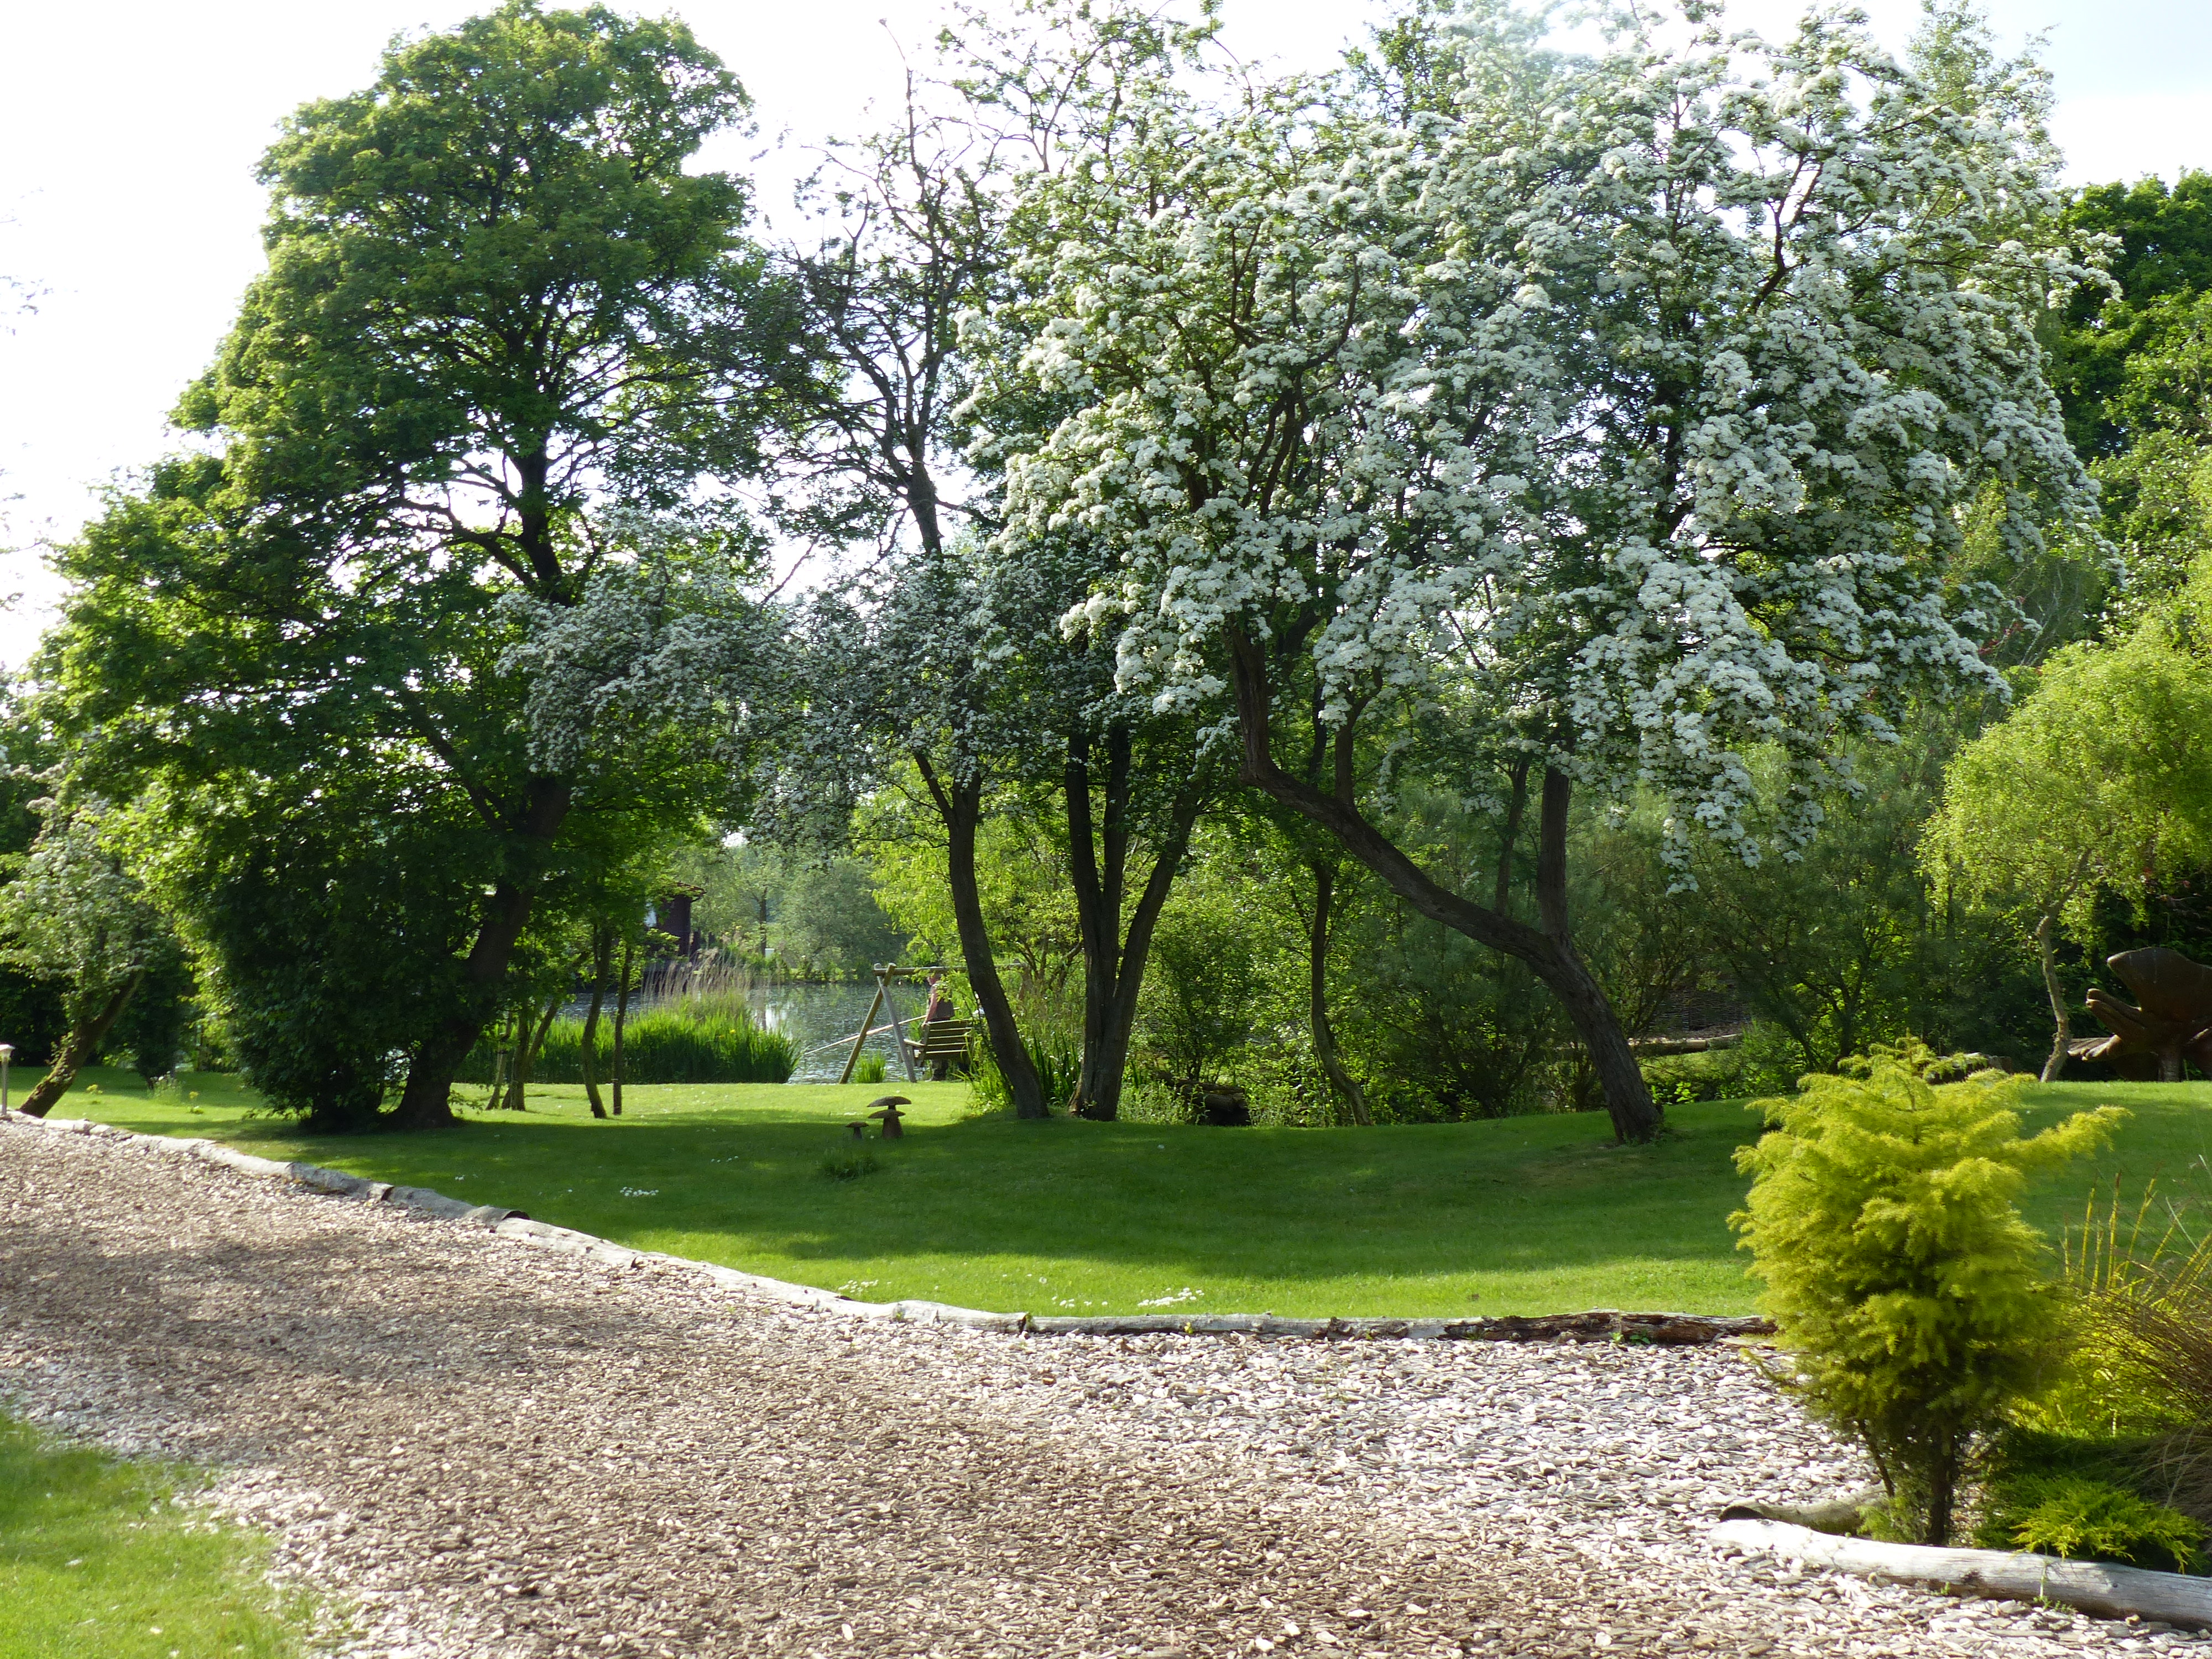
[40, 1068, 2212, 1320]
[0, 1412, 314, 1659]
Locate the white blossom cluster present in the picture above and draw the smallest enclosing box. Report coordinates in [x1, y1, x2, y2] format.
[496, 521, 790, 781]
[978, 1, 2099, 865]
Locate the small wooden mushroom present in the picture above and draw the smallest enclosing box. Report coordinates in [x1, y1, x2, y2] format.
[864, 1094, 912, 1139]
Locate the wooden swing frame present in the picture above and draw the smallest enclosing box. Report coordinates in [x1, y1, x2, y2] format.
[836, 964, 951, 1086]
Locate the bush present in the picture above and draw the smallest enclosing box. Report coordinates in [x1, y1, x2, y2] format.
[1640, 1045, 1749, 1108]
[459, 999, 797, 1086]
[854, 1051, 887, 1085]
[1974, 1474, 2208, 1573]
[2026, 1177, 2212, 1525]
[1139, 893, 1266, 1092]
[965, 1030, 1080, 1115]
[819, 1142, 879, 1181]
[1731, 1042, 2125, 1545]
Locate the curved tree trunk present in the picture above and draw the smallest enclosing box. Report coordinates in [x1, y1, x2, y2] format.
[18, 973, 143, 1119]
[1225, 629, 1660, 1144]
[1308, 859, 1373, 1126]
[393, 778, 573, 1129]
[919, 757, 1046, 1118]
[504, 992, 562, 1111]
[581, 922, 612, 1118]
[2037, 912, 2071, 1084]
[1066, 723, 1202, 1120]
[612, 936, 635, 1117]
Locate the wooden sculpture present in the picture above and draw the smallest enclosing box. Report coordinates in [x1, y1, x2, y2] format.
[864, 1095, 911, 1139]
[2068, 948, 2212, 1082]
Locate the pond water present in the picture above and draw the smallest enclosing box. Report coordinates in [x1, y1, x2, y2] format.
[557, 979, 946, 1082]
[754, 981, 942, 1082]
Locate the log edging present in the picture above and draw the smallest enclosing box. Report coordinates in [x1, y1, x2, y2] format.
[1714, 1517, 2212, 1627]
[0, 1108, 1771, 1344]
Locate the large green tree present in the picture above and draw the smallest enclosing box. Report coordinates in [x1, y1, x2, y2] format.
[53, 3, 798, 1126]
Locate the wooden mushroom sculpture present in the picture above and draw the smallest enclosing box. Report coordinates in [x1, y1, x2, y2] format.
[2068, 947, 2212, 1082]
[864, 1095, 911, 1139]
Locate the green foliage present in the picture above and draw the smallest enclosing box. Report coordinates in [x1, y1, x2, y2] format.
[0, 805, 177, 1035]
[49, 0, 796, 1120]
[0, 966, 69, 1065]
[854, 1051, 888, 1086]
[1928, 622, 2212, 946]
[1640, 1046, 1750, 1110]
[966, 1029, 1081, 1115]
[818, 1142, 879, 1181]
[1138, 884, 1269, 1093]
[104, 949, 197, 1084]
[680, 841, 907, 980]
[462, 1000, 795, 1086]
[1732, 1045, 2125, 1543]
[2054, 173, 2212, 460]
[1975, 1473, 2207, 1573]
[865, 782, 1079, 993]
[0, 1412, 313, 1657]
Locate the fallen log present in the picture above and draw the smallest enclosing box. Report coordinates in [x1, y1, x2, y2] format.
[1719, 1488, 1882, 1536]
[1713, 1517, 2212, 1626]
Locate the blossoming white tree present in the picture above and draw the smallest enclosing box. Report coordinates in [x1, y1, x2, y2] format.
[984, 0, 2096, 1139]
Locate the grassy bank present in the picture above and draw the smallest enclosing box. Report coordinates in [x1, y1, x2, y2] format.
[0, 1412, 314, 1658]
[33, 1070, 2212, 1319]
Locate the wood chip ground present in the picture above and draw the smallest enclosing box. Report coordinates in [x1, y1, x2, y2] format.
[1, 1119, 2201, 1658]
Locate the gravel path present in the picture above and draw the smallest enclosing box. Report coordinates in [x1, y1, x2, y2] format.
[0, 1118, 2199, 1658]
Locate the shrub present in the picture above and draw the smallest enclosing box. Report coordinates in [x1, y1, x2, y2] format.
[854, 1051, 887, 1085]
[819, 1143, 879, 1181]
[2030, 1178, 2212, 1523]
[1974, 1474, 2208, 1573]
[965, 1030, 1081, 1115]
[1640, 1045, 1749, 1109]
[459, 999, 797, 1086]
[1731, 1042, 2125, 1544]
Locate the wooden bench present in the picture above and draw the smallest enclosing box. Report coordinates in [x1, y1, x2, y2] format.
[915, 1019, 975, 1062]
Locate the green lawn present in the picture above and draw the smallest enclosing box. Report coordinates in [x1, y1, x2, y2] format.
[36, 1069, 2212, 1319]
[0, 1412, 313, 1659]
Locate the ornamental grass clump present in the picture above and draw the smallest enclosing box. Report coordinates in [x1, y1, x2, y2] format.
[1731, 1045, 2125, 1545]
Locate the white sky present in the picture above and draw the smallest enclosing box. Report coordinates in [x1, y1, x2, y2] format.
[2, 0, 2208, 674]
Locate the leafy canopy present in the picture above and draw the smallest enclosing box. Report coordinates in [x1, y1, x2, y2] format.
[984, 0, 2096, 869]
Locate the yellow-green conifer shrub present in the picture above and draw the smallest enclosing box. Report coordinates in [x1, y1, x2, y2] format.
[1732, 1046, 2125, 1545]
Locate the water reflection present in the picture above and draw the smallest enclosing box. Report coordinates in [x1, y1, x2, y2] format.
[753, 982, 935, 1082]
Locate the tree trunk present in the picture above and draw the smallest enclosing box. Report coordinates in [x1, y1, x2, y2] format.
[504, 992, 561, 1111]
[1926, 1436, 1959, 1548]
[1308, 859, 1373, 1126]
[1224, 629, 1660, 1143]
[613, 935, 634, 1117]
[393, 778, 573, 1129]
[1493, 756, 1530, 917]
[2037, 912, 2071, 1084]
[1065, 723, 1200, 1120]
[581, 922, 612, 1119]
[18, 974, 143, 1119]
[917, 755, 1046, 1118]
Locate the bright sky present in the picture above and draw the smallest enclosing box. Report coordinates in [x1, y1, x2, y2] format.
[2, 0, 2207, 674]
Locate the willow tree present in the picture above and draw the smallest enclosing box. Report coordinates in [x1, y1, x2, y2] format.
[54, 3, 799, 1126]
[985, 1, 2096, 1141]
[1925, 602, 2212, 1081]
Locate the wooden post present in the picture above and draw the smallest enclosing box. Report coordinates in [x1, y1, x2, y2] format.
[838, 973, 888, 1086]
[884, 974, 921, 1085]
